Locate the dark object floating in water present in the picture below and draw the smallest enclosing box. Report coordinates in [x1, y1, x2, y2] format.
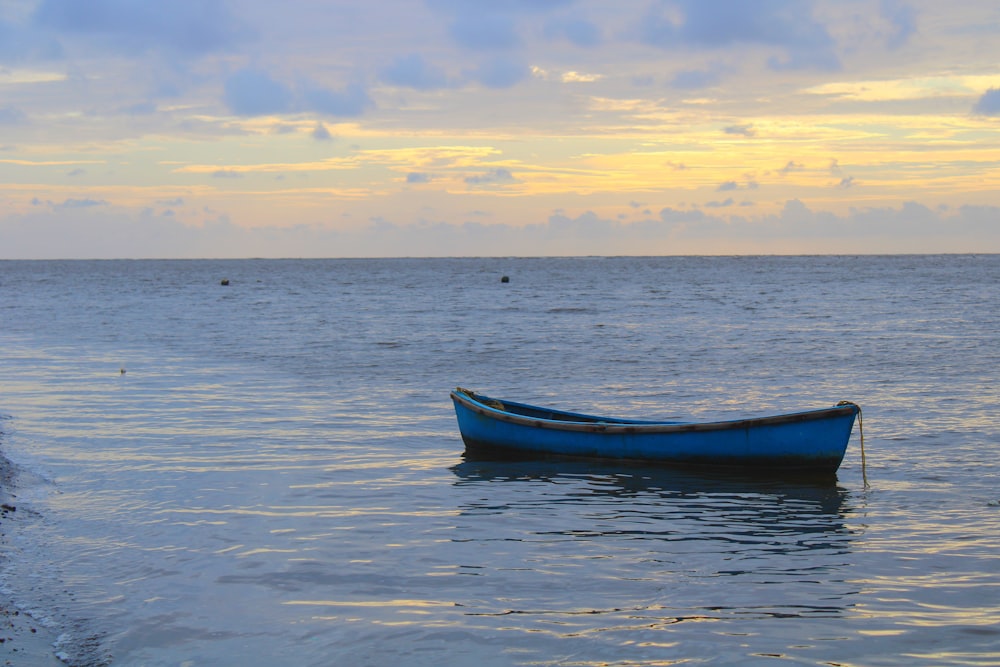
[451, 388, 861, 473]
[500, 275, 510, 283]
[220, 279, 230, 286]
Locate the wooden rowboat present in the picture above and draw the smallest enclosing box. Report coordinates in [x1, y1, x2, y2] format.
[451, 388, 861, 473]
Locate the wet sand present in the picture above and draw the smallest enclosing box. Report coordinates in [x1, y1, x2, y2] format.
[0, 450, 63, 666]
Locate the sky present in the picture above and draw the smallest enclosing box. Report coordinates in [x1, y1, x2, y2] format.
[1, 0, 1000, 258]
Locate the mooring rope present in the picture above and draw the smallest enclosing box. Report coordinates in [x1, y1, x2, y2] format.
[456, 387, 505, 411]
[838, 401, 867, 486]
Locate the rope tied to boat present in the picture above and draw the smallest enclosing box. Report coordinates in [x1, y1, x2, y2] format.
[837, 400, 867, 486]
[456, 387, 505, 411]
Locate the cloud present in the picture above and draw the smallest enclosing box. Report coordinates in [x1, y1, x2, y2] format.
[431, 0, 582, 52]
[122, 101, 157, 116]
[448, 13, 519, 51]
[223, 70, 373, 118]
[468, 58, 529, 88]
[973, 88, 1000, 116]
[778, 161, 805, 175]
[660, 207, 707, 223]
[0, 18, 64, 62]
[544, 18, 602, 47]
[302, 83, 374, 117]
[880, 0, 917, 50]
[56, 197, 108, 208]
[0, 107, 28, 125]
[639, 0, 840, 71]
[223, 68, 292, 116]
[724, 123, 755, 137]
[32, 0, 252, 58]
[425, 0, 578, 15]
[838, 176, 856, 188]
[705, 198, 735, 208]
[547, 210, 621, 238]
[6, 199, 1000, 258]
[671, 68, 723, 90]
[427, 0, 575, 13]
[465, 167, 518, 185]
[560, 71, 602, 83]
[312, 122, 332, 141]
[380, 53, 451, 91]
[716, 177, 757, 193]
[0, 205, 233, 258]
[407, 172, 432, 184]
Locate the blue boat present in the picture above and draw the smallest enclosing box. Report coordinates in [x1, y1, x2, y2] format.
[451, 388, 861, 473]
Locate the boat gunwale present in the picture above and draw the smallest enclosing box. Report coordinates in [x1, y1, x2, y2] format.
[451, 389, 859, 435]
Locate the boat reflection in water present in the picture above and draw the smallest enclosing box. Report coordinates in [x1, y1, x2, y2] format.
[448, 457, 861, 637]
[451, 456, 850, 519]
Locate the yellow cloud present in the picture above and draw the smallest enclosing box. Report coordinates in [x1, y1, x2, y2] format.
[173, 159, 359, 175]
[0, 69, 66, 85]
[561, 71, 603, 83]
[531, 66, 603, 83]
[0, 159, 106, 166]
[171, 145, 503, 176]
[804, 75, 998, 102]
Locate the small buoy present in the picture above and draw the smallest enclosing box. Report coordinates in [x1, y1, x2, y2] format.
[120, 367, 126, 375]
[220, 279, 230, 286]
[500, 275, 510, 283]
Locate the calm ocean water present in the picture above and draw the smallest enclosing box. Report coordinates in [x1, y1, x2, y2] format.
[0, 256, 998, 666]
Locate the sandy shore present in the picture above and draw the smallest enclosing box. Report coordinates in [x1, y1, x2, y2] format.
[0, 449, 65, 666]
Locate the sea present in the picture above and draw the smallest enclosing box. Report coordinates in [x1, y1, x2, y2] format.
[0, 255, 998, 667]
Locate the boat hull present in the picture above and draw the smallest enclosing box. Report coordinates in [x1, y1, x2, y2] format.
[451, 389, 859, 473]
